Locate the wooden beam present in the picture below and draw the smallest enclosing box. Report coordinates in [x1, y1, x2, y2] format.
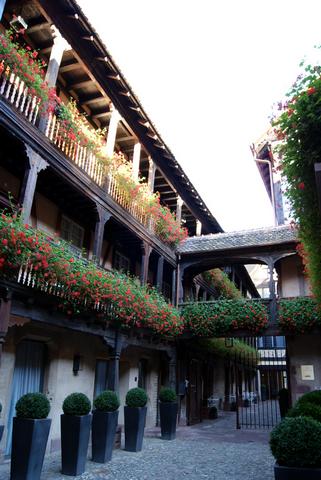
[60, 61, 81, 73]
[68, 79, 93, 90]
[27, 20, 51, 34]
[92, 111, 111, 119]
[79, 94, 105, 106]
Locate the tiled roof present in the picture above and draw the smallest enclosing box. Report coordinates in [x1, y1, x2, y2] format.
[177, 225, 297, 254]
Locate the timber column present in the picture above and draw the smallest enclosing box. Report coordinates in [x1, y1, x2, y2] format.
[140, 241, 152, 285]
[92, 205, 111, 264]
[20, 145, 48, 224]
[104, 331, 127, 394]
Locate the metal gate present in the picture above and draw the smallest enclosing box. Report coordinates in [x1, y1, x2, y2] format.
[227, 337, 288, 429]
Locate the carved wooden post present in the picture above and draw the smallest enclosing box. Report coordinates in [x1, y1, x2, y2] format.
[0, 287, 12, 368]
[147, 157, 156, 193]
[267, 257, 277, 325]
[171, 268, 177, 305]
[176, 196, 183, 225]
[132, 142, 141, 180]
[167, 349, 177, 392]
[103, 331, 127, 394]
[20, 146, 48, 224]
[38, 25, 68, 132]
[106, 105, 121, 157]
[156, 255, 164, 292]
[140, 241, 152, 285]
[93, 205, 111, 264]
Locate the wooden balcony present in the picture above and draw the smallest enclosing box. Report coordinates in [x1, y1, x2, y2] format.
[0, 67, 174, 260]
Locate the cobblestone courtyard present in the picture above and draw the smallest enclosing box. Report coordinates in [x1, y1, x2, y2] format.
[0, 413, 275, 480]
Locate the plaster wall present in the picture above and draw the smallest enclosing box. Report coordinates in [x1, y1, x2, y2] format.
[0, 322, 161, 457]
[287, 334, 321, 405]
[279, 255, 310, 298]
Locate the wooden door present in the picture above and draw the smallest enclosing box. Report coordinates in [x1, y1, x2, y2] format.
[187, 359, 202, 425]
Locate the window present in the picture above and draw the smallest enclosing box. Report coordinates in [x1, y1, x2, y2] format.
[258, 336, 286, 349]
[93, 360, 109, 398]
[138, 359, 148, 390]
[60, 215, 84, 250]
[113, 250, 130, 273]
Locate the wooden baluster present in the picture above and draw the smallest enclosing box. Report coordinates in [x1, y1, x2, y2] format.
[24, 93, 32, 119]
[16, 79, 25, 108]
[10, 75, 19, 104]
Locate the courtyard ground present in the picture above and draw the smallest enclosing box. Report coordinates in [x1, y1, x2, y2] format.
[0, 412, 275, 480]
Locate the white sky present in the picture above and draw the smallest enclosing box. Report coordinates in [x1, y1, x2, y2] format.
[78, 0, 321, 231]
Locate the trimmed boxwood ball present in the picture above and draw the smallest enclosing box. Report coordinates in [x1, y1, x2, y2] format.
[287, 401, 321, 423]
[94, 390, 120, 412]
[125, 387, 147, 407]
[159, 387, 177, 403]
[63, 393, 91, 416]
[270, 416, 321, 468]
[15, 393, 50, 419]
[297, 390, 321, 406]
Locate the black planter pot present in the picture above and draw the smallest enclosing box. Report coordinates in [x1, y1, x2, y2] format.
[0, 425, 4, 444]
[274, 463, 321, 479]
[159, 402, 178, 440]
[92, 410, 118, 463]
[61, 414, 91, 476]
[124, 406, 147, 452]
[10, 417, 51, 480]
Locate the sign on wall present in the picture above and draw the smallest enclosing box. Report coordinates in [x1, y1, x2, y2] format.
[301, 365, 315, 381]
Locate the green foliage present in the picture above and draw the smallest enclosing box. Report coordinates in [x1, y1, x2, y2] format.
[182, 300, 268, 336]
[94, 390, 120, 412]
[275, 59, 321, 305]
[0, 211, 183, 337]
[297, 389, 321, 406]
[270, 416, 321, 467]
[15, 393, 50, 419]
[62, 393, 91, 416]
[202, 269, 242, 299]
[287, 402, 321, 423]
[195, 338, 258, 362]
[278, 297, 321, 333]
[125, 388, 148, 408]
[159, 387, 177, 403]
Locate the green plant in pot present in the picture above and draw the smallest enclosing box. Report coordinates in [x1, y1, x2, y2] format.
[159, 387, 178, 440]
[124, 387, 148, 452]
[61, 392, 92, 476]
[270, 416, 321, 479]
[92, 390, 120, 463]
[10, 393, 51, 480]
[0, 401, 3, 444]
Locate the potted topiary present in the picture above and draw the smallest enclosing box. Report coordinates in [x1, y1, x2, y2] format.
[0, 401, 3, 444]
[159, 387, 178, 440]
[10, 393, 51, 480]
[61, 392, 92, 476]
[124, 387, 148, 452]
[92, 390, 120, 463]
[270, 416, 321, 479]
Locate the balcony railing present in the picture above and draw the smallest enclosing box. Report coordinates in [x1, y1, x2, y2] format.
[0, 67, 151, 232]
[0, 67, 40, 124]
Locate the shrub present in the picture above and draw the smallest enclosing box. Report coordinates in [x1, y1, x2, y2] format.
[159, 387, 177, 403]
[270, 416, 321, 467]
[15, 393, 50, 419]
[125, 387, 147, 408]
[62, 393, 91, 416]
[297, 390, 321, 407]
[94, 390, 120, 412]
[287, 402, 321, 423]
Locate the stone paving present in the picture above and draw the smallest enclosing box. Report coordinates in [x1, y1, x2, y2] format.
[0, 412, 275, 480]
